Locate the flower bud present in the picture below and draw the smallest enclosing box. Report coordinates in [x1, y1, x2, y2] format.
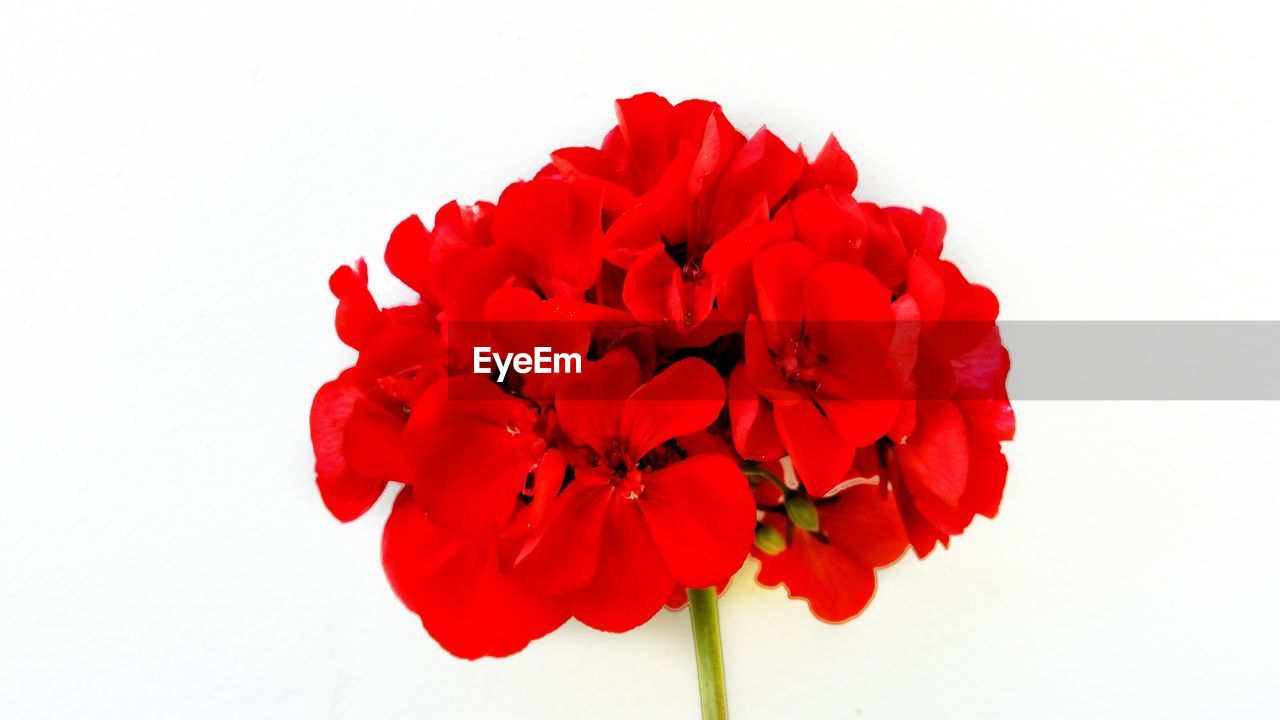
[784, 494, 820, 532]
[754, 524, 786, 555]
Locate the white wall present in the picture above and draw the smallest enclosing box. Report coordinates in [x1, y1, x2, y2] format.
[2, 1, 1277, 717]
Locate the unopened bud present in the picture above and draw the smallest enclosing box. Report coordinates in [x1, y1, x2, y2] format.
[754, 524, 786, 555]
[784, 494, 820, 532]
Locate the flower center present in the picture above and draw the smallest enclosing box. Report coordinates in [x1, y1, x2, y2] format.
[681, 258, 704, 284]
[778, 335, 823, 385]
[603, 439, 646, 500]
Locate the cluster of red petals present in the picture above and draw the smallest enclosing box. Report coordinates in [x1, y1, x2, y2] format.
[310, 93, 1014, 658]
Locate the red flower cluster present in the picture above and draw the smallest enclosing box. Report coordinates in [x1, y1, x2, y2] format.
[310, 93, 1014, 659]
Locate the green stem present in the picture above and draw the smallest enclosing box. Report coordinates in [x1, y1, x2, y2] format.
[741, 464, 787, 493]
[687, 587, 729, 720]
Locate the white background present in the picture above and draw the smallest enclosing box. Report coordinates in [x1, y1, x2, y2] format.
[3, 1, 1278, 717]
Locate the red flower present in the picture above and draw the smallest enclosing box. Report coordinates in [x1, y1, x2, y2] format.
[752, 479, 909, 622]
[476, 286, 596, 401]
[310, 260, 446, 521]
[852, 215, 1015, 557]
[311, 92, 1013, 659]
[492, 178, 605, 299]
[554, 93, 803, 334]
[385, 201, 497, 317]
[735, 241, 907, 496]
[382, 488, 568, 659]
[514, 350, 756, 631]
[403, 374, 548, 537]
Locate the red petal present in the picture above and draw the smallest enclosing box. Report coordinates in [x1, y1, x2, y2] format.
[683, 105, 740, 199]
[550, 145, 621, 184]
[342, 396, 410, 482]
[700, 196, 775, 275]
[621, 242, 717, 331]
[801, 263, 901, 445]
[789, 188, 867, 265]
[514, 482, 612, 595]
[615, 92, 676, 188]
[950, 325, 1010, 404]
[382, 490, 568, 659]
[909, 255, 999, 357]
[310, 378, 386, 522]
[797, 135, 858, 194]
[702, 213, 788, 322]
[639, 454, 755, 588]
[493, 178, 604, 297]
[708, 128, 804, 238]
[622, 358, 725, 456]
[424, 201, 496, 306]
[444, 263, 510, 330]
[603, 201, 662, 268]
[405, 376, 543, 537]
[353, 324, 447, 401]
[753, 528, 877, 623]
[312, 378, 360, 478]
[908, 254, 947, 324]
[859, 203, 909, 289]
[384, 215, 431, 296]
[802, 262, 894, 358]
[887, 296, 923, 440]
[568, 494, 675, 632]
[774, 399, 857, 497]
[744, 314, 799, 405]
[555, 350, 641, 451]
[753, 478, 786, 507]
[908, 484, 975, 536]
[894, 480, 951, 558]
[963, 439, 1009, 520]
[316, 469, 385, 523]
[329, 260, 382, 350]
[751, 242, 815, 346]
[958, 397, 1016, 444]
[822, 484, 910, 567]
[525, 449, 567, 530]
[728, 364, 784, 461]
[920, 208, 947, 256]
[814, 385, 900, 449]
[915, 337, 959, 401]
[886, 206, 945, 257]
[898, 401, 970, 507]
[481, 287, 593, 402]
[480, 286, 545, 354]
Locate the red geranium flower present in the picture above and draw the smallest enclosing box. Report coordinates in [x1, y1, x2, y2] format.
[403, 373, 549, 537]
[734, 241, 907, 496]
[846, 209, 1015, 557]
[385, 201, 496, 320]
[752, 477, 909, 622]
[310, 260, 446, 521]
[514, 350, 756, 631]
[382, 487, 569, 659]
[553, 93, 803, 335]
[310, 93, 1014, 694]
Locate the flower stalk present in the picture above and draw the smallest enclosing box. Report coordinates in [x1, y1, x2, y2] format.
[687, 587, 729, 720]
